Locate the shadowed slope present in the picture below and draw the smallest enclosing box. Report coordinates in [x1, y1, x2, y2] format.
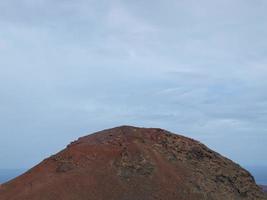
[0, 126, 266, 200]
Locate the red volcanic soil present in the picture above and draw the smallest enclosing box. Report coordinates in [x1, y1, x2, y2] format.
[0, 126, 266, 200]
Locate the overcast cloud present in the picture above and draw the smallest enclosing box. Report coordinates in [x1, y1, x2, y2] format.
[0, 0, 267, 168]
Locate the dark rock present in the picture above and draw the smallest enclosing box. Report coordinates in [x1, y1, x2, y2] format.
[0, 126, 266, 200]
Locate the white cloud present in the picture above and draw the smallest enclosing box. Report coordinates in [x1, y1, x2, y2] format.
[0, 0, 267, 168]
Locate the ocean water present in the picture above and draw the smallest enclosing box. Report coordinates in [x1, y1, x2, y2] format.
[245, 166, 267, 185]
[0, 169, 26, 184]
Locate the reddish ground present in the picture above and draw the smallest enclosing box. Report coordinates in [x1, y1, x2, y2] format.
[0, 126, 266, 200]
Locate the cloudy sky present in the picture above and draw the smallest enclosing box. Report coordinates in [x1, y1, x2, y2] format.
[0, 0, 267, 169]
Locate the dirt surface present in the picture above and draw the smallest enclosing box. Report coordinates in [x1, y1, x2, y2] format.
[0, 126, 266, 200]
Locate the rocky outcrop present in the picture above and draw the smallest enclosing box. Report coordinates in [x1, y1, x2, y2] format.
[0, 126, 266, 200]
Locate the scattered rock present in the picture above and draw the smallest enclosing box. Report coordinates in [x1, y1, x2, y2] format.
[0, 126, 266, 200]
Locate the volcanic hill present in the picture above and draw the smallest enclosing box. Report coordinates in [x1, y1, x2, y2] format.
[0, 126, 266, 200]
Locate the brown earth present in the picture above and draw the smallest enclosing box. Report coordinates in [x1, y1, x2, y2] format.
[0, 126, 266, 200]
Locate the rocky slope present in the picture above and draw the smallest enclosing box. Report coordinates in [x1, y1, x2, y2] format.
[0, 126, 266, 200]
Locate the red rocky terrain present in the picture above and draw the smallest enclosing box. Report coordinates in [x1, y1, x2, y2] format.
[0, 126, 266, 200]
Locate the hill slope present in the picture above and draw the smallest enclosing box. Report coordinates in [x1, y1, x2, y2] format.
[0, 126, 266, 200]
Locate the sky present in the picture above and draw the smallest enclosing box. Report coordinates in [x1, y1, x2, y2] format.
[0, 0, 267, 169]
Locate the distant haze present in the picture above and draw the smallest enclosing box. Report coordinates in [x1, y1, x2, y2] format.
[246, 166, 267, 185]
[0, 0, 267, 169]
[0, 169, 26, 183]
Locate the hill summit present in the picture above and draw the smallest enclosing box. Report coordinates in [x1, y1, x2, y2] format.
[0, 126, 266, 200]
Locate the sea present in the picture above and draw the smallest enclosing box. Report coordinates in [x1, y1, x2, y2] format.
[0, 169, 27, 184]
[245, 166, 267, 185]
